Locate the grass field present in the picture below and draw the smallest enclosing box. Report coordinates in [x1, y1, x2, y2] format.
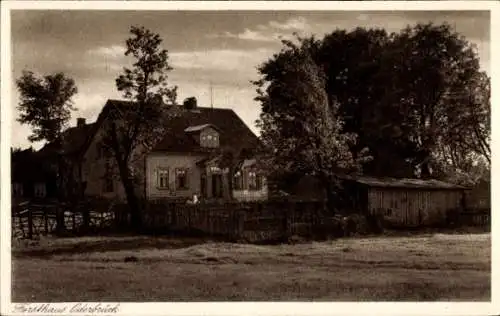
[11, 232, 490, 301]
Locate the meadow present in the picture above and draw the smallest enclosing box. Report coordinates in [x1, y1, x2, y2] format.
[11, 232, 490, 301]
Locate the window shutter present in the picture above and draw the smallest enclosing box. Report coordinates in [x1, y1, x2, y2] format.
[242, 168, 248, 190]
[256, 175, 262, 190]
[155, 169, 159, 187]
[165, 168, 169, 189]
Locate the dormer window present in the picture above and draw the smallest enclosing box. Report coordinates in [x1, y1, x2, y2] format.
[185, 124, 220, 148]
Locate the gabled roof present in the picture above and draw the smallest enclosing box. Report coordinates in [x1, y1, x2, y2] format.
[152, 106, 260, 154]
[37, 99, 261, 159]
[38, 122, 96, 157]
[36, 99, 144, 158]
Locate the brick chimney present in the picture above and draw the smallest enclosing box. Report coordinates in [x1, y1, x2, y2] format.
[183, 97, 197, 110]
[77, 118, 86, 127]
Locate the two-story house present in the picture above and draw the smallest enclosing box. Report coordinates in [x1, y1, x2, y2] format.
[79, 97, 268, 202]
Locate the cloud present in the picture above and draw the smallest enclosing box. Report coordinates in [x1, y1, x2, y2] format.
[268, 17, 309, 31]
[208, 16, 310, 42]
[87, 45, 126, 58]
[170, 48, 274, 72]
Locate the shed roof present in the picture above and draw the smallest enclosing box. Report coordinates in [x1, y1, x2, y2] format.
[344, 176, 468, 190]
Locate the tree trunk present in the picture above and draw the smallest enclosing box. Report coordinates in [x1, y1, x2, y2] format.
[420, 155, 432, 179]
[55, 153, 66, 234]
[117, 159, 142, 231]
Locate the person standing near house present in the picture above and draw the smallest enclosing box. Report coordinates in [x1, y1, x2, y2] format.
[192, 192, 199, 204]
[187, 192, 200, 204]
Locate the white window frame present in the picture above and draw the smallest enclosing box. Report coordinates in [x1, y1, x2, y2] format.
[157, 168, 169, 190]
[175, 168, 189, 190]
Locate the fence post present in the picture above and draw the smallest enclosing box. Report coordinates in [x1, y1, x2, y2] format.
[83, 201, 90, 233]
[18, 208, 24, 238]
[172, 203, 177, 229]
[237, 210, 244, 240]
[44, 210, 49, 235]
[283, 208, 291, 240]
[28, 207, 33, 239]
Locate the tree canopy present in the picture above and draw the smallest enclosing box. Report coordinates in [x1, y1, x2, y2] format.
[254, 23, 490, 187]
[255, 41, 371, 209]
[16, 71, 78, 143]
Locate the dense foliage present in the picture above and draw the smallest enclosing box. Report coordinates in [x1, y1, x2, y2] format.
[16, 71, 78, 143]
[254, 23, 490, 193]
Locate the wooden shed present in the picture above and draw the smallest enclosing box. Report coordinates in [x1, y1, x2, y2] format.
[340, 176, 469, 228]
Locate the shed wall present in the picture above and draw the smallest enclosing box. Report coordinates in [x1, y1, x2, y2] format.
[367, 188, 463, 227]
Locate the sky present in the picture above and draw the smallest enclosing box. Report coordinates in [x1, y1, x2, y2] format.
[10, 10, 490, 150]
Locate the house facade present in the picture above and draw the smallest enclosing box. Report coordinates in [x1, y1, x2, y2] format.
[79, 98, 268, 202]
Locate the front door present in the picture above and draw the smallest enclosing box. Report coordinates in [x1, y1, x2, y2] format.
[212, 174, 223, 198]
[200, 174, 207, 198]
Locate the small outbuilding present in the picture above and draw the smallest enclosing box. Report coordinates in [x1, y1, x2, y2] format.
[340, 176, 469, 228]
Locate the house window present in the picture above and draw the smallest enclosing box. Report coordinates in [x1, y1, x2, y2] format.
[248, 171, 258, 191]
[248, 171, 264, 191]
[175, 168, 189, 190]
[233, 171, 243, 190]
[157, 168, 169, 189]
[200, 130, 220, 148]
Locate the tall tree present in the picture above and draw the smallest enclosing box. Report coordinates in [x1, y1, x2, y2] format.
[311, 28, 417, 178]
[16, 71, 78, 231]
[16, 71, 78, 143]
[255, 43, 371, 211]
[255, 23, 490, 184]
[379, 23, 490, 177]
[101, 26, 178, 230]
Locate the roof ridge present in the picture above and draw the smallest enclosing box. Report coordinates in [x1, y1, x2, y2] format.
[106, 98, 236, 111]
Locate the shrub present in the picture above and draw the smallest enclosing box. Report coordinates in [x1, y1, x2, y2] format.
[344, 213, 370, 236]
[365, 213, 385, 234]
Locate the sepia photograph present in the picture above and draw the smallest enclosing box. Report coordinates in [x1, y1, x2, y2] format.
[1, 1, 497, 315]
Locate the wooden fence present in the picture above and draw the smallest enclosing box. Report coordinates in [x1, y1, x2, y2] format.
[135, 199, 329, 242]
[13, 196, 490, 242]
[457, 208, 490, 227]
[12, 199, 118, 239]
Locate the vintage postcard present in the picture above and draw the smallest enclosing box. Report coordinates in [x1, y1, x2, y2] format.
[1, 1, 498, 315]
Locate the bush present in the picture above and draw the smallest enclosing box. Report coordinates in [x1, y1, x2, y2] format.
[365, 213, 385, 234]
[311, 213, 383, 239]
[344, 213, 370, 236]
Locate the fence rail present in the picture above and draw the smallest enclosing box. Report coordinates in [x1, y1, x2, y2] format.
[137, 200, 328, 242]
[12, 197, 490, 242]
[458, 208, 490, 227]
[12, 200, 118, 239]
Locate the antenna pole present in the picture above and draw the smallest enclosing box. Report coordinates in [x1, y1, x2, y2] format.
[210, 81, 213, 109]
